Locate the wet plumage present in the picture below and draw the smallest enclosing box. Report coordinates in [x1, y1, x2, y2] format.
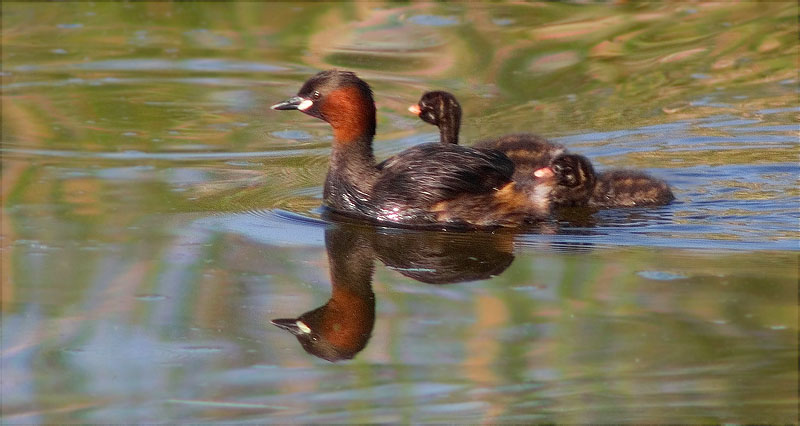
[591, 169, 675, 207]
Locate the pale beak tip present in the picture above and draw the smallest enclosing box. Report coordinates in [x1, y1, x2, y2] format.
[534, 167, 555, 178]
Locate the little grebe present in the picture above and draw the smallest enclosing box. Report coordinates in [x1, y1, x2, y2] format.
[409, 91, 567, 178]
[272, 226, 375, 362]
[534, 154, 675, 208]
[272, 70, 558, 227]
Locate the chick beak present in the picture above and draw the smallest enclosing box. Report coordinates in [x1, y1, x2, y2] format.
[534, 167, 555, 179]
[408, 104, 421, 116]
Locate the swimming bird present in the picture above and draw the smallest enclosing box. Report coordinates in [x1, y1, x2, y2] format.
[272, 70, 563, 228]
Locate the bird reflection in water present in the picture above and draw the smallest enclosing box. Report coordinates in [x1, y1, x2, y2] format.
[271, 220, 518, 362]
[271, 225, 377, 362]
[271, 206, 675, 361]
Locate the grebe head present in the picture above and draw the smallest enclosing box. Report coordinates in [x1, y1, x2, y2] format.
[408, 91, 461, 145]
[534, 154, 597, 205]
[272, 70, 376, 142]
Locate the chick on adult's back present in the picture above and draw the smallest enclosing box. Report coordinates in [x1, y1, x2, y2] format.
[409, 90, 567, 178]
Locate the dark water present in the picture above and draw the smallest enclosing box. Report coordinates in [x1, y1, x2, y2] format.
[2, 2, 797, 423]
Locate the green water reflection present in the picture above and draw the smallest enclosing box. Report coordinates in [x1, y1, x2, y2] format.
[2, 1, 798, 423]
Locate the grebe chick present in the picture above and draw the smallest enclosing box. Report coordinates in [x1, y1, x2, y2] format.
[408, 90, 462, 145]
[409, 90, 567, 177]
[534, 154, 675, 208]
[590, 169, 675, 207]
[533, 153, 597, 207]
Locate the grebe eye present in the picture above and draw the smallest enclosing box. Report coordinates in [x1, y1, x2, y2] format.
[312, 91, 321, 100]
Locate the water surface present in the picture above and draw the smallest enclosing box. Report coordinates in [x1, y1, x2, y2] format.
[2, 2, 797, 423]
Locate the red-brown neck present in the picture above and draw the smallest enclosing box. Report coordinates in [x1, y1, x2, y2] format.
[322, 228, 375, 353]
[322, 86, 376, 149]
[321, 86, 378, 205]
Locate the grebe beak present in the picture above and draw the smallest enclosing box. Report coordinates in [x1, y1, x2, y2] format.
[271, 96, 313, 111]
[408, 104, 421, 116]
[533, 167, 555, 179]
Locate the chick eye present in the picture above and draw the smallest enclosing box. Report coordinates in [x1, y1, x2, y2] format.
[312, 91, 321, 100]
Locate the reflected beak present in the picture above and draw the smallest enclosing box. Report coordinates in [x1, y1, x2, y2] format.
[271, 318, 310, 335]
[271, 318, 301, 334]
[408, 104, 421, 116]
[271, 96, 313, 111]
[534, 167, 555, 179]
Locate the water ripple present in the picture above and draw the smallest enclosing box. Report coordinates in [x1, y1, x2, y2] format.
[1, 148, 329, 161]
[14, 58, 287, 73]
